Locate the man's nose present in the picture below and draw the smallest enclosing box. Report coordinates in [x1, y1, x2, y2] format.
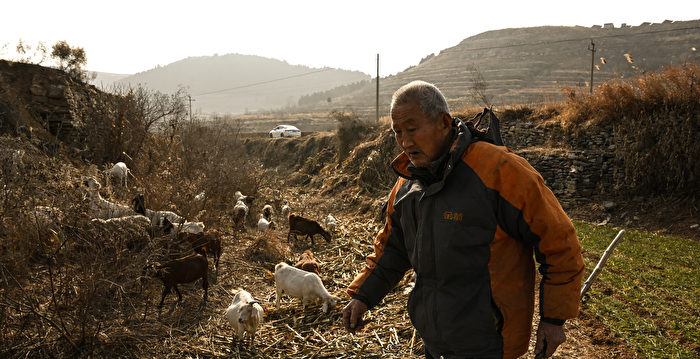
[398, 134, 413, 148]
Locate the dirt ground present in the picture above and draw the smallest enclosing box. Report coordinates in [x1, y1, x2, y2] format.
[174, 183, 646, 359]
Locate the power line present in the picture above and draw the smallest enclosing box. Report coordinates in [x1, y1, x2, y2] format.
[192, 25, 699, 98]
[194, 68, 333, 97]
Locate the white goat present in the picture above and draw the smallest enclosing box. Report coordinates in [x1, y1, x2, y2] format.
[107, 162, 131, 187]
[171, 220, 205, 234]
[103, 214, 151, 226]
[224, 289, 264, 348]
[262, 204, 274, 222]
[90, 215, 153, 248]
[91, 193, 136, 219]
[131, 193, 185, 227]
[324, 214, 337, 233]
[82, 176, 136, 219]
[234, 191, 254, 205]
[232, 200, 248, 229]
[83, 176, 101, 191]
[141, 209, 184, 227]
[91, 214, 152, 232]
[274, 262, 340, 313]
[281, 204, 291, 227]
[281, 204, 291, 219]
[256, 214, 274, 232]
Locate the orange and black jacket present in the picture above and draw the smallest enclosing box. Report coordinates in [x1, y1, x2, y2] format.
[347, 120, 585, 359]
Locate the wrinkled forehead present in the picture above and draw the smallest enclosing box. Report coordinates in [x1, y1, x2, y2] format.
[390, 95, 421, 116]
[391, 102, 426, 128]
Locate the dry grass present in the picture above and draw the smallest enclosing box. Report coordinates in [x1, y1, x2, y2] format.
[2, 63, 698, 358]
[558, 63, 699, 196]
[0, 118, 419, 358]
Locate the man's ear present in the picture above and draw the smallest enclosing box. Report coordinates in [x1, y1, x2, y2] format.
[438, 112, 452, 130]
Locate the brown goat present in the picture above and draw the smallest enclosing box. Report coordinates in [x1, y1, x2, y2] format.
[294, 249, 321, 275]
[287, 214, 331, 245]
[143, 251, 209, 310]
[177, 230, 223, 271]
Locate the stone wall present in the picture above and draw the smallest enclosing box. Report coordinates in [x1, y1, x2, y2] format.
[499, 118, 623, 206]
[0, 60, 140, 164]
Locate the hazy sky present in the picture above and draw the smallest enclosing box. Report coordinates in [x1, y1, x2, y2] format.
[2, 0, 698, 76]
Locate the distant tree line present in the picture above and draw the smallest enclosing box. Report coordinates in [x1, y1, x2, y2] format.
[297, 80, 370, 107]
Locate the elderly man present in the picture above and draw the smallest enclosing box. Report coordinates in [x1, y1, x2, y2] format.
[343, 80, 584, 359]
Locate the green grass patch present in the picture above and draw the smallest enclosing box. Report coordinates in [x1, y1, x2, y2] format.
[575, 221, 700, 358]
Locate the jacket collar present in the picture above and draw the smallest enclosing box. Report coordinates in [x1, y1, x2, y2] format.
[392, 118, 473, 183]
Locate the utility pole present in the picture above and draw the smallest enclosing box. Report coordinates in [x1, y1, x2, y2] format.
[376, 53, 380, 123]
[188, 95, 195, 123]
[588, 40, 596, 94]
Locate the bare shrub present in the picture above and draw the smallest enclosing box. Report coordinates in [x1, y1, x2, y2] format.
[467, 64, 493, 107]
[0, 144, 153, 357]
[9, 39, 49, 65]
[559, 63, 700, 195]
[244, 231, 289, 264]
[0, 117, 265, 357]
[332, 110, 377, 162]
[125, 118, 261, 230]
[350, 129, 399, 195]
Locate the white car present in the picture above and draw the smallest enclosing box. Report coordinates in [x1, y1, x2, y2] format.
[269, 125, 301, 138]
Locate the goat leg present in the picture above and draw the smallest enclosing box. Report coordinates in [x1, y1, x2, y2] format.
[202, 276, 209, 303]
[174, 285, 183, 302]
[275, 288, 282, 309]
[158, 286, 171, 309]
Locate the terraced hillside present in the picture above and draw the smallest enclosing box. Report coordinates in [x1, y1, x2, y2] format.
[298, 19, 700, 116]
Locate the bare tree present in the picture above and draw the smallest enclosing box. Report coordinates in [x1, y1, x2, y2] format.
[467, 65, 492, 107]
[113, 84, 189, 134]
[7, 39, 48, 64]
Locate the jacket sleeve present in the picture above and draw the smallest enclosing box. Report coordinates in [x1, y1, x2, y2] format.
[347, 178, 411, 308]
[469, 144, 585, 322]
[501, 150, 584, 322]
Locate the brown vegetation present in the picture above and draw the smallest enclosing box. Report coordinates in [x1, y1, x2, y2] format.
[0, 60, 697, 358]
[560, 63, 699, 195]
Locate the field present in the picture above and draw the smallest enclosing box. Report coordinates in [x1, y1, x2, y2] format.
[1, 121, 698, 358]
[1, 62, 698, 358]
[577, 222, 699, 358]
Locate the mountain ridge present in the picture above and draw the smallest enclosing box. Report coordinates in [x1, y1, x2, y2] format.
[92, 20, 700, 116]
[298, 20, 700, 116]
[110, 53, 370, 114]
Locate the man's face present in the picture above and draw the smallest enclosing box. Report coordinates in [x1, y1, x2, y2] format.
[391, 100, 452, 168]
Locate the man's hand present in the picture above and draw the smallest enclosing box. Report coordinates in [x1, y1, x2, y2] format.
[342, 299, 369, 333]
[534, 321, 566, 358]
